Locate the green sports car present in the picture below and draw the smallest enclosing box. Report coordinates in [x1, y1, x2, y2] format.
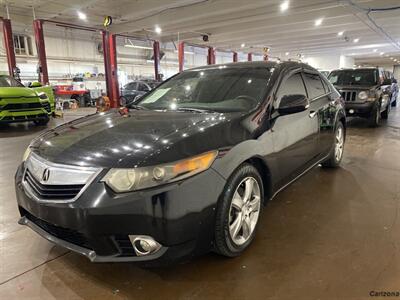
[0, 75, 55, 125]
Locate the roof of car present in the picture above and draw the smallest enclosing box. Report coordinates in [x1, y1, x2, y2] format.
[189, 60, 314, 72]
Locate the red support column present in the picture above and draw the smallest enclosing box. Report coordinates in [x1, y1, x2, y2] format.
[153, 41, 161, 81]
[207, 47, 215, 65]
[2, 19, 16, 77]
[247, 53, 252, 62]
[102, 31, 119, 108]
[178, 41, 185, 72]
[233, 52, 238, 62]
[33, 19, 49, 84]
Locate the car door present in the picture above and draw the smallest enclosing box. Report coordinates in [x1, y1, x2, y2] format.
[302, 71, 336, 156]
[271, 71, 320, 188]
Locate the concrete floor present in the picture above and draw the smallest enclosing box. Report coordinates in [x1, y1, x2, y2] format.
[0, 107, 399, 300]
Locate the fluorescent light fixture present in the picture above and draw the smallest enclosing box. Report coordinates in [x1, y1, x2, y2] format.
[315, 18, 323, 26]
[124, 44, 153, 50]
[380, 52, 384, 55]
[285, 52, 289, 56]
[338, 31, 344, 36]
[280, 1, 289, 12]
[77, 11, 87, 20]
[390, 57, 394, 60]
[353, 38, 359, 43]
[155, 25, 162, 34]
[373, 49, 378, 52]
[241, 43, 245, 48]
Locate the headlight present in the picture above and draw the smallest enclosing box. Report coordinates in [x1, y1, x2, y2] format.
[102, 151, 218, 193]
[38, 92, 48, 100]
[22, 147, 31, 162]
[358, 91, 368, 100]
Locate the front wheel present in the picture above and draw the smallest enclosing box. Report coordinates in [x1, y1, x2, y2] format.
[33, 118, 49, 126]
[368, 104, 381, 127]
[381, 101, 390, 119]
[214, 164, 263, 257]
[322, 122, 345, 168]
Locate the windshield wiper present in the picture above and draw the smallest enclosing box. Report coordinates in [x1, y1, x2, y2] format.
[176, 107, 214, 113]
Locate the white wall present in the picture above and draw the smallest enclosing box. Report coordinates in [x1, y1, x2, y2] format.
[303, 54, 354, 71]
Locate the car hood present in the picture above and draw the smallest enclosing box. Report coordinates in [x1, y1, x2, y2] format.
[333, 84, 379, 91]
[30, 109, 248, 168]
[0, 87, 38, 98]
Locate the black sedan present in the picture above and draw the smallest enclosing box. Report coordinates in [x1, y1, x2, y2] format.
[15, 61, 346, 264]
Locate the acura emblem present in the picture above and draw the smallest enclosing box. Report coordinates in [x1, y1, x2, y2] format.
[42, 168, 50, 182]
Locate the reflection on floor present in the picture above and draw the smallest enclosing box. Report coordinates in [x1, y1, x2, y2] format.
[1, 107, 399, 299]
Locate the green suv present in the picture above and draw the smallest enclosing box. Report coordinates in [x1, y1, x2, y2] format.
[0, 75, 54, 125]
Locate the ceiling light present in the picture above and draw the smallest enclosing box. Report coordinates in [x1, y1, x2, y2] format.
[380, 52, 384, 55]
[390, 57, 394, 60]
[285, 52, 289, 56]
[77, 11, 87, 20]
[315, 18, 323, 26]
[338, 31, 344, 36]
[280, 1, 289, 12]
[385, 54, 389, 57]
[241, 43, 245, 48]
[155, 25, 162, 34]
[373, 49, 378, 52]
[353, 38, 359, 43]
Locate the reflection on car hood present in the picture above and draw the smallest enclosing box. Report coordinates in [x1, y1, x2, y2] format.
[30, 109, 247, 168]
[0, 87, 38, 98]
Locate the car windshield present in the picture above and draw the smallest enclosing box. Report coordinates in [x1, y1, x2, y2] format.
[328, 69, 377, 86]
[135, 66, 272, 113]
[0, 76, 24, 87]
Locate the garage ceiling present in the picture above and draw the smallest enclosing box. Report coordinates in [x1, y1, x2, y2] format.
[2, 0, 400, 63]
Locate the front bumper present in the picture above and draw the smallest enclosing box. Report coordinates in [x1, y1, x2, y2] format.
[15, 163, 226, 263]
[344, 101, 375, 117]
[0, 109, 49, 123]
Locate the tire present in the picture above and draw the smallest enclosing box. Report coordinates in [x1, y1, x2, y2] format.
[214, 163, 264, 257]
[368, 103, 381, 127]
[321, 121, 345, 168]
[34, 118, 49, 126]
[381, 101, 390, 119]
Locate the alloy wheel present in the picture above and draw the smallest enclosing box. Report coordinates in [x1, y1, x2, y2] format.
[335, 126, 344, 162]
[228, 177, 261, 246]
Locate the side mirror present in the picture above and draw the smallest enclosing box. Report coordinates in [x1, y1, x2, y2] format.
[278, 94, 309, 115]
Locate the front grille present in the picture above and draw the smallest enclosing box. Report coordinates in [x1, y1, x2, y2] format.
[2, 102, 42, 111]
[42, 102, 51, 113]
[341, 91, 357, 102]
[21, 207, 92, 249]
[114, 235, 137, 256]
[24, 169, 84, 201]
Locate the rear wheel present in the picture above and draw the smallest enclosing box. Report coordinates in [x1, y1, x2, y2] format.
[322, 122, 344, 168]
[214, 164, 263, 257]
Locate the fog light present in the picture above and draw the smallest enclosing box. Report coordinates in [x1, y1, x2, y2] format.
[128, 235, 162, 256]
[349, 109, 354, 114]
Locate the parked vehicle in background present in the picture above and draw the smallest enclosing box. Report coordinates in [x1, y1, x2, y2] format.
[16, 61, 346, 265]
[28, 82, 56, 113]
[328, 67, 392, 127]
[391, 78, 398, 107]
[120, 80, 158, 106]
[0, 75, 53, 125]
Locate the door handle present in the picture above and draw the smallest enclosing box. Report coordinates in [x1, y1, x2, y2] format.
[309, 110, 317, 118]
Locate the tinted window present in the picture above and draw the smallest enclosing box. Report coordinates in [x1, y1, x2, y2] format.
[0, 76, 24, 87]
[125, 82, 137, 90]
[138, 83, 150, 92]
[328, 69, 378, 86]
[276, 73, 307, 106]
[303, 73, 325, 99]
[137, 67, 272, 113]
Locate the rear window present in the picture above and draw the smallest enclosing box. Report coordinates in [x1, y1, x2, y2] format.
[0, 76, 24, 87]
[328, 69, 378, 86]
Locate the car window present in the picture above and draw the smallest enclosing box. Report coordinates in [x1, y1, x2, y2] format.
[276, 73, 307, 107]
[303, 73, 325, 99]
[125, 82, 137, 90]
[138, 83, 150, 92]
[328, 69, 378, 86]
[0, 76, 24, 87]
[137, 67, 272, 113]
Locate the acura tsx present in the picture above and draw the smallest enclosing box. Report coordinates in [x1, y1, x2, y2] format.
[15, 61, 346, 264]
